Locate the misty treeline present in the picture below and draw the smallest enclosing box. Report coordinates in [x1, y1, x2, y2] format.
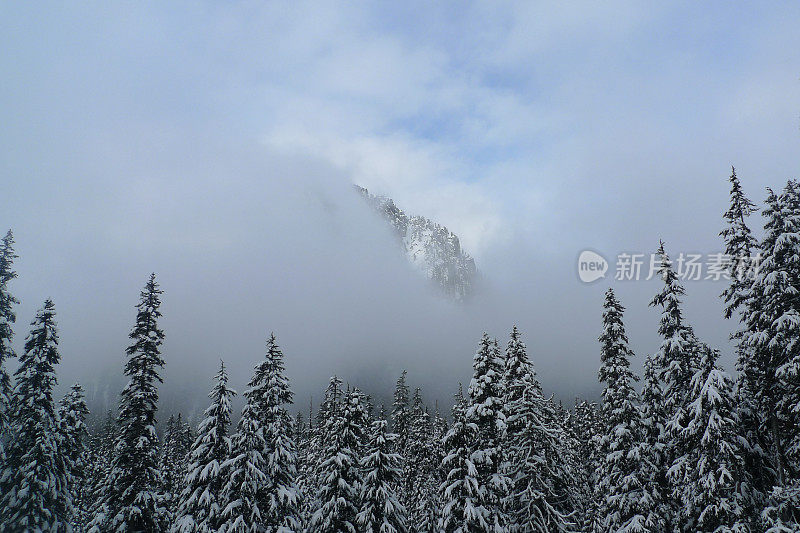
[1, 168, 800, 532]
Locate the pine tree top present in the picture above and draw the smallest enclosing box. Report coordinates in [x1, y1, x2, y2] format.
[468, 334, 505, 425]
[59, 382, 90, 463]
[318, 375, 344, 424]
[19, 299, 60, 369]
[392, 370, 410, 409]
[649, 242, 700, 399]
[124, 273, 165, 376]
[0, 229, 18, 287]
[450, 382, 466, 419]
[12, 300, 60, 417]
[649, 242, 687, 334]
[720, 167, 758, 320]
[209, 359, 236, 406]
[505, 325, 539, 392]
[721, 167, 757, 227]
[598, 288, 639, 392]
[248, 333, 293, 411]
[0, 229, 19, 348]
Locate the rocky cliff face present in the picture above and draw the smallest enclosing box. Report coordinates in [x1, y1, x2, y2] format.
[356, 186, 477, 301]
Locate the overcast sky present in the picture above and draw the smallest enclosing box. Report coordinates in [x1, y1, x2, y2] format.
[2, 2, 799, 416]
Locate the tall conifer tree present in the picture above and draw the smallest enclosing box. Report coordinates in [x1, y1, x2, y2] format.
[59, 383, 90, 528]
[85, 410, 117, 530]
[259, 334, 302, 531]
[595, 289, 652, 532]
[392, 370, 411, 452]
[639, 354, 669, 531]
[219, 336, 301, 533]
[0, 300, 69, 531]
[406, 388, 438, 531]
[101, 274, 169, 532]
[439, 384, 487, 532]
[720, 166, 758, 319]
[508, 381, 576, 531]
[174, 361, 236, 533]
[675, 346, 748, 531]
[309, 386, 368, 533]
[466, 334, 510, 531]
[358, 406, 408, 533]
[719, 167, 771, 517]
[743, 183, 800, 529]
[0, 230, 19, 465]
[650, 242, 699, 525]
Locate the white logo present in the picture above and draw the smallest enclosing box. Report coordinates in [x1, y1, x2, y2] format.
[578, 250, 608, 283]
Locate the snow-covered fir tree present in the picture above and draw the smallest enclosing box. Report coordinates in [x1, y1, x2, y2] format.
[181, 422, 195, 461]
[0, 299, 70, 531]
[59, 383, 90, 528]
[431, 402, 449, 468]
[733, 368, 772, 524]
[358, 406, 408, 533]
[742, 182, 800, 530]
[439, 383, 488, 532]
[219, 338, 297, 533]
[84, 410, 116, 529]
[650, 241, 699, 414]
[773, 182, 800, 482]
[304, 376, 344, 519]
[719, 168, 772, 515]
[466, 333, 511, 531]
[96, 273, 169, 532]
[674, 345, 749, 532]
[406, 388, 439, 532]
[503, 330, 575, 532]
[569, 399, 603, 531]
[503, 325, 540, 404]
[161, 413, 192, 519]
[308, 385, 368, 533]
[315, 377, 343, 426]
[257, 333, 302, 532]
[720, 166, 759, 319]
[650, 241, 699, 407]
[594, 288, 652, 533]
[0, 229, 19, 466]
[392, 370, 411, 453]
[430, 401, 449, 523]
[294, 407, 315, 527]
[638, 354, 669, 531]
[293, 410, 307, 470]
[740, 187, 795, 486]
[649, 241, 700, 525]
[174, 360, 237, 533]
[365, 394, 377, 424]
[218, 398, 267, 533]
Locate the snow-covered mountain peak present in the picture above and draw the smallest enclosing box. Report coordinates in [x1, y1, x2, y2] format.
[355, 185, 477, 302]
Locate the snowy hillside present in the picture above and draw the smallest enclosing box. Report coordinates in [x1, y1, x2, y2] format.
[355, 185, 477, 301]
